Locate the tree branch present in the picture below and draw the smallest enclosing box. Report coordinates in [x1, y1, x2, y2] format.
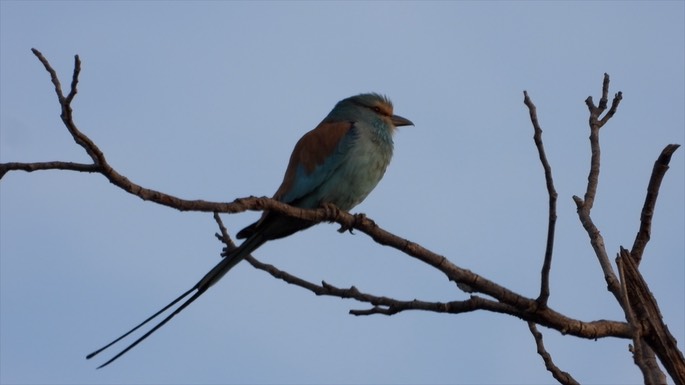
[631, 144, 681, 265]
[574, 73, 624, 305]
[0, 161, 100, 178]
[619, 247, 685, 384]
[621, 143, 682, 384]
[212, 212, 629, 340]
[581, 73, 623, 210]
[617, 253, 666, 385]
[528, 322, 580, 385]
[523, 91, 559, 308]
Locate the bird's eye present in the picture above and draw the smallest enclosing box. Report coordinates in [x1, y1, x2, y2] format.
[372, 106, 382, 113]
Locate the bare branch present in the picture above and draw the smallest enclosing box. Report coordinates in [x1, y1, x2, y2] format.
[346, 294, 514, 317]
[584, 73, 623, 131]
[619, 248, 685, 384]
[0, 161, 100, 179]
[30, 49, 104, 166]
[621, 143, 682, 383]
[243, 245, 632, 339]
[523, 91, 559, 308]
[574, 74, 624, 305]
[581, 76, 682, 384]
[65, 54, 81, 105]
[581, 73, 623, 210]
[573, 195, 623, 303]
[617, 254, 665, 384]
[635, 343, 669, 385]
[31, 48, 67, 104]
[631, 144, 681, 264]
[211, 215, 630, 341]
[528, 322, 580, 385]
[261, 239, 635, 342]
[214, 213, 487, 317]
[599, 91, 623, 127]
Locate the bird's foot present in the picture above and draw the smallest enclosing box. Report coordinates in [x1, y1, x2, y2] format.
[320, 203, 368, 234]
[320, 203, 343, 229]
[319, 203, 351, 233]
[320, 202, 341, 220]
[337, 212, 368, 234]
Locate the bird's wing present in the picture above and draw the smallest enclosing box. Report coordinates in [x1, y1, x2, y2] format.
[274, 120, 357, 205]
[235, 120, 357, 240]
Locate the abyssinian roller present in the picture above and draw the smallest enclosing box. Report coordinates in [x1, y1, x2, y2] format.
[87, 93, 413, 368]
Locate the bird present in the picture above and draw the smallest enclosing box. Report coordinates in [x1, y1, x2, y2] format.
[86, 93, 413, 368]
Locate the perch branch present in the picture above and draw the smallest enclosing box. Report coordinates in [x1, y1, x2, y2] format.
[212, 214, 629, 340]
[523, 91, 559, 308]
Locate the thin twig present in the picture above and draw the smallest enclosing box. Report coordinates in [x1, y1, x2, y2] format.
[528, 322, 580, 385]
[523, 91, 558, 308]
[65, 54, 81, 105]
[631, 144, 681, 264]
[0, 161, 100, 179]
[31, 48, 66, 104]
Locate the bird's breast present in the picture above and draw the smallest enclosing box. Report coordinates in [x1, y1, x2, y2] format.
[318, 127, 394, 211]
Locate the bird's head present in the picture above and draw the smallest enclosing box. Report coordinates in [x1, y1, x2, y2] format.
[329, 93, 414, 130]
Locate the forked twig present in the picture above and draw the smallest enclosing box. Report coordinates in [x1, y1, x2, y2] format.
[573, 74, 624, 305]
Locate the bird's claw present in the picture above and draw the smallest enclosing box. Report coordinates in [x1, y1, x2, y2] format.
[319, 203, 354, 234]
[320, 203, 340, 219]
[337, 213, 367, 234]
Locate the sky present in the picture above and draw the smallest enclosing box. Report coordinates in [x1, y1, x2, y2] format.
[0, 1, 683, 384]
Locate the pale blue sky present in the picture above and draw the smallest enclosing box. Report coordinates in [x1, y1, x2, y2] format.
[1, 1, 683, 384]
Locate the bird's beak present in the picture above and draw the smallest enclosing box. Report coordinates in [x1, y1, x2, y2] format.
[391, 114, 414, 127]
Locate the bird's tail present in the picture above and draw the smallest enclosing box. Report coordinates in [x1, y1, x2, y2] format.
[197, 233, 266, 290]
[86, 233, 266, 368]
